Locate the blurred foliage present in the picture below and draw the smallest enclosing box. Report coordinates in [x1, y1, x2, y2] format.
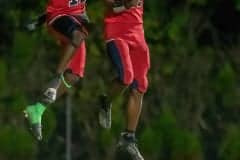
[0, 0, 240, 160]
[219, 125, 240, 160]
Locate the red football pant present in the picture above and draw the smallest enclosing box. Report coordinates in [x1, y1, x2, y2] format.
[104, 23, 150, 93]
[67, 41, 86, 77]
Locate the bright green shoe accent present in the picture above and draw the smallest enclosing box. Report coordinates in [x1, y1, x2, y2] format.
[25, 102, 46, 124]
[61, 73, 72, 89]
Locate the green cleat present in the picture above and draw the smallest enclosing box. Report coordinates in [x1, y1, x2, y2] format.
[23, 102, 46, 141]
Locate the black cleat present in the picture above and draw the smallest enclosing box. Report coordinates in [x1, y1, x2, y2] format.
[117, 133, 144, 160]
[98, 95, 112, 129]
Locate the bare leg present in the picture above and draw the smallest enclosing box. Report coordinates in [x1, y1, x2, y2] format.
[126, 89, 143, 131]
[56, 29, 86, 74]
[117, 89, 145, 160]
[56, 45, 75, 74]
[42, 43, 77, 104]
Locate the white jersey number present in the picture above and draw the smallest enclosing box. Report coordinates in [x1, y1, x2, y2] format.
[136, 0, 143, 7]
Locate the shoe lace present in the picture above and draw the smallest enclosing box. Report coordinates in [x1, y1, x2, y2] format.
[127, 143, 143, 160]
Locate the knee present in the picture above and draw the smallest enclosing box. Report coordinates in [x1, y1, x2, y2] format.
[130, 77, 148, 93]
[130, 88, 144, 102]
[72, 30, 87, 47]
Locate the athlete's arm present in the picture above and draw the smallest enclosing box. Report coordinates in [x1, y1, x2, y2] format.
[124, 0, 140, 8]
[25, 13, 47, 32]
[36, 13, 47, 26]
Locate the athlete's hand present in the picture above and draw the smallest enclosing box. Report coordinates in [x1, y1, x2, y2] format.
[19, 21, 37, 32]
[124, 0, 139, 9]
[24, 21, 38, 32]
[20, 14, 46, 32]
[111, 0, 138, 13]
[112, 0, 126, 13]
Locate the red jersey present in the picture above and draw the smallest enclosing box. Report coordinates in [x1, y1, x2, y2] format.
[104, 0, 144, 24]
[46, 0, 86, 20]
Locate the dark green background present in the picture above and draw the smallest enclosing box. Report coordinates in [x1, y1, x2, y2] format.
[0, 0, 240, 160]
